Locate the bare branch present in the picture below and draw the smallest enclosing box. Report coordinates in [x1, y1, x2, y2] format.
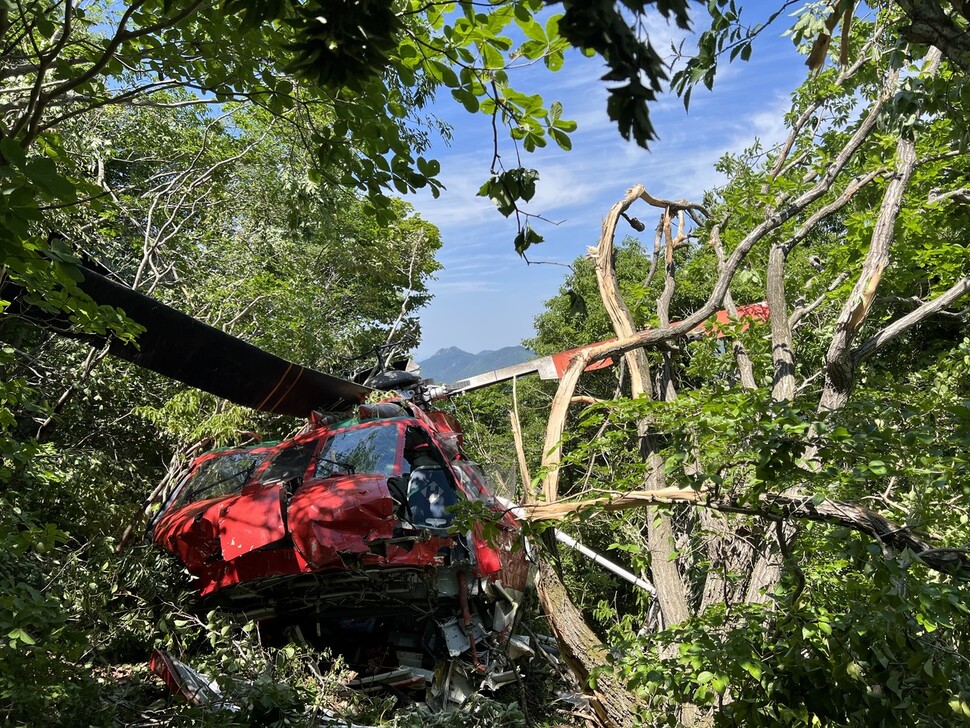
[789, 271, 850, 328]
[585, 184, 656, 400]
[638, 189, 709, 224]
[643, 217, 662, 289]
[766, 239, 797, 401]
[780, 168, 886, 256]
[769, 36, 876, 179]
[710, 224, 756, 389]
[928, 187, 970, 205]
[819, 48, 942, 413]
[853, 277, 970, 364]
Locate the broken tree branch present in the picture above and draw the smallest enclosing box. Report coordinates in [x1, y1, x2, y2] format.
[522, 489, 970, 579]
[819, 48, 941, 413]
[542, 73, 899, 498]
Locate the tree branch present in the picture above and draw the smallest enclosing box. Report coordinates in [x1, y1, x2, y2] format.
[789, 271, 850, 328]
[711, 223, 756, 389]
[541, 74, 897, 501]
[895, 0, 970, 70]
[521, 489, 970, 579]
[852, 277, 970, 364]
[819, 48, 942, 413]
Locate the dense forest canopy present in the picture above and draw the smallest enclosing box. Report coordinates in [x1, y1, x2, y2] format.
[1, 0, 969, 725]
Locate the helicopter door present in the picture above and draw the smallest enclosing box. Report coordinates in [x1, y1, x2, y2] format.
[217, 484, 287, 560]
[217, 441, 316, 560]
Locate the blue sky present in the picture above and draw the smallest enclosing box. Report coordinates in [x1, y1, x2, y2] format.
[410, 3, 812, 360]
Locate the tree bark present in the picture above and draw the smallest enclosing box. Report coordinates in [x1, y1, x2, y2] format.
[894, 0, 970, 70]
[535, 560, 638, 727]
[819, 48, 941, 413]
[767, 244, 796, 401]
[590, 187, 693, 631]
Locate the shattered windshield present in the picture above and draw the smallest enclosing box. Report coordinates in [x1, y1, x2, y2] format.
[314, 424, 400, 478]
[260, 442, 317, 484]
[450, 460, 491, 501]
[177, 448, 273, 505]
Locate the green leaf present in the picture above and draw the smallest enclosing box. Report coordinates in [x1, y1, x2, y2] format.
[0, 138, 27, 167]
[7, 627, 36, 645]
[740, 659, 762, 681]
[514, 225, 543, 255]
[483, 42, 505, 69]
[451, 88, 480, 113]
[545, 50, 564, 71]
[550, 128, 572, 150]
[868, 460, 888, 475]
[517, 17, 545, 42]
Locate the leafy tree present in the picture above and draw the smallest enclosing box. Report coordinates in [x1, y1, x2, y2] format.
[0, 50, 447, 721]
[521, 7, 969, 725]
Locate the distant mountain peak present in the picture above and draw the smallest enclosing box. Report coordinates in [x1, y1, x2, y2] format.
[418, 345, 534, 384]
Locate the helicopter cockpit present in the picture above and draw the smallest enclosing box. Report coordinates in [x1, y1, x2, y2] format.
[160, 417, 469, 564]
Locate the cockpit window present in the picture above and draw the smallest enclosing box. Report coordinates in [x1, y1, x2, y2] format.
[450, 460, 491, 501]
[314, 424, 400, 479]
[178, 449, 272, 505]
[261, 442, 317, 485]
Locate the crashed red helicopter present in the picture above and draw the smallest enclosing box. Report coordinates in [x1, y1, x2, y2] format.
[150, 374, 537, 708]
[5, 263, 768, 711]
[5, 263, 567, 709]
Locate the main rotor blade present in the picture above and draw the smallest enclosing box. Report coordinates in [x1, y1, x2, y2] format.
[5, 266, 370, 417]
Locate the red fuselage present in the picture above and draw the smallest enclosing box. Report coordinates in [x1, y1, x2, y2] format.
[153, 402, 529, 604]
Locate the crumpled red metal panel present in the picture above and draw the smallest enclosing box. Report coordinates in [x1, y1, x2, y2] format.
[471, 524, 502, 577]
[153, 498, 224, 572]
[288, 474, 396, 571]
[197, 547, 301, 596]
[385, 536, 453, 567]
[217, 483, 286, 561]
[154, 483, 289, 572]
[427, 411, 464, 450]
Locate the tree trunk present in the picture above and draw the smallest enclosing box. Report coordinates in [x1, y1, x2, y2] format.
[818, 47, 941, 413]
[767, 244, 796, 401]
[535, 560, 638, 727]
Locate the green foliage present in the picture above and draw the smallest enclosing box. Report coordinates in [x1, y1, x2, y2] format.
[613, 547, 970, 726]
[555, 0, 690, 147]
[478, 168, 539, 218]
[285, 0, 403, 90]
[0, 11, 449, 721]
[553, 336, 970, 723]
